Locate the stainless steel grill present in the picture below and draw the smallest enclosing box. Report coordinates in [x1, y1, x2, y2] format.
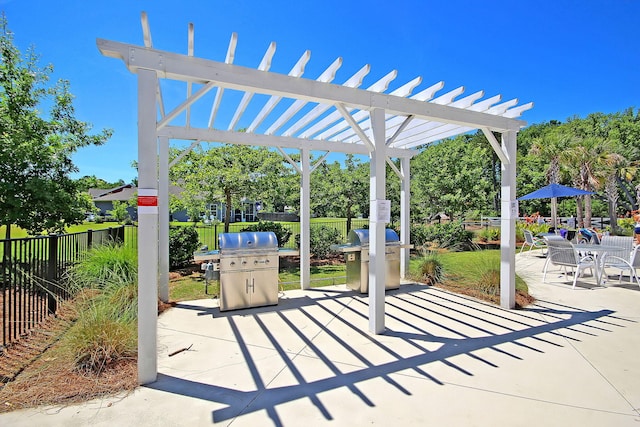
[218, 231, 279, 311]
[340, 228, 404, 293]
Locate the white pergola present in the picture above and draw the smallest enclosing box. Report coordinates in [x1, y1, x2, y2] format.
[98, 13, 532, 384]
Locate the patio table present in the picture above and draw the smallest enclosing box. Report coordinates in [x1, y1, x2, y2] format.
[573, 244, 624, 286]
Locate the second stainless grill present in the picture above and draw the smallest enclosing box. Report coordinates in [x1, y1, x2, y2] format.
[341, 228, 403, 293]
[218, 231, 279, 311]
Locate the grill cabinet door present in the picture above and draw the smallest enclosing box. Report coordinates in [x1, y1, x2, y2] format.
[220, 269, 251, 311]
[249, 269, 278, 307]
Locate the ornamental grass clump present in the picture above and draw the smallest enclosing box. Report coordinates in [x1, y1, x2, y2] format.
[461, 249, 502, 299]
[413, 250, 444, 285]
[63, 244, 138, 374]
[67, 243, 137, 291]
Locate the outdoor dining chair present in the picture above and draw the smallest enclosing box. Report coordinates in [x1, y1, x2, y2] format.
[578, 228, 601, 244]
[600, 244, 640, 287]
[520, 229, 547, 254]
[543, 239, 596, 289]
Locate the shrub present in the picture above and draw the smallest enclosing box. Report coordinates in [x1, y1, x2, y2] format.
[67, 284, 137, 374]
[64, 244, 138, 373]
[411, 221, 472, 251]
[294, 225, 342, 258]
[169, 226, 200, 268]
[415, 250, 443, 285]
[241, 220, 292, 247]
[67, 244, 137, 291]
[467, 251, 501, 296]
[477, 227, 500, 242]
[617, 218, 634, 236]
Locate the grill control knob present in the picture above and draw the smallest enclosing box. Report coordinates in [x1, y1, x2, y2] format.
[230, 261, 235, 266]
[242, 260, 247, 265]
[265, 259, 270, 264]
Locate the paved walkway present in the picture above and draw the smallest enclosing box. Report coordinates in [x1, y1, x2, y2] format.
[2, 252, 640, 426]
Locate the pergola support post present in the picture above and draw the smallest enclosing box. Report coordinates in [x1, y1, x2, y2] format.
[137, 69, 159, 385]
[300, 148, 311, 289]
[400, 157, 410, 278]
[500, 130, 517, 308]
[369, 108, 386, 334]
[158, 136, 170, 303]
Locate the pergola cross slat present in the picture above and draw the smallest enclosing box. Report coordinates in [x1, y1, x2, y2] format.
[98, 12, 532, 385]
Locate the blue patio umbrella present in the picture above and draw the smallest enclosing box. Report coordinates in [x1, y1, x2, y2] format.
[518, 183, 594, 200]
[519, 183, 595, 228]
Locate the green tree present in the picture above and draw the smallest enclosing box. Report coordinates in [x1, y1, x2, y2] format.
[0, 18, 111, 238]
[529, 127, 572, 226]
[108, 200, 130, 223]
[561, 136, 623, 228]
[410, 134, 495, 221]
[171, 144, 291, 232]
[76, 175, 125, 192]
[312, 155, 368, 230]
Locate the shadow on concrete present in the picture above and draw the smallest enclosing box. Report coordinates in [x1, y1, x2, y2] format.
[148, 284, 617, 426]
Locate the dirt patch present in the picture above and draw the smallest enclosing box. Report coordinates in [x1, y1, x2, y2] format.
[435, 279, 535, 309]
[0, 298, 137, 413]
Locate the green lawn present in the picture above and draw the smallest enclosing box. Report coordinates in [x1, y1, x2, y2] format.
[410, 250, 527, 291]
[169, 249, 529, 303]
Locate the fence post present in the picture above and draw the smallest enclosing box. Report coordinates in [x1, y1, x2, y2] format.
[87, 229, 93, 249]
[214, 223, 218, 250]
[47, 234, 58, 314]
[115, 225, 124, 244]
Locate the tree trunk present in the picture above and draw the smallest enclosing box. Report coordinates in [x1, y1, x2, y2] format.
[576, 198, 584, 228]
[584, 195, 592, 228]
[346, 203, 353, 234]
[606, 176, 619, 234]
[4, 223, 10, 240]
[224, 190, 232, 233]
[608, 200, 618, 234]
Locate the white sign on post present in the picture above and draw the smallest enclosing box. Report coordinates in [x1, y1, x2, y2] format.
[510, 200, 519, 218]
[373, 199, 391, 223]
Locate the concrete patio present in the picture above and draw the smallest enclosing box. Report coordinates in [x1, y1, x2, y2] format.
[1, 252, 639, 426]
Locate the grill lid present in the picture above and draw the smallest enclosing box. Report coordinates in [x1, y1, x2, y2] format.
[218, 231, 278, 251]
[347, 228, 400, 246]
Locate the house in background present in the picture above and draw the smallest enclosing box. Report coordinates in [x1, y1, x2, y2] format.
[88, 184, 138, 220]
[88, 185, 261, 223]
[198, 199, 260, 224]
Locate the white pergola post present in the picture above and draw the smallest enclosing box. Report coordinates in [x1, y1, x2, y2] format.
[158, 136, 170, 303]
[500, 130, 517, 308]
[369, 108, 386, 334]
[137, 69, 159, 385]
[300, 148, 311, 289]
[400, 156, 411, 278]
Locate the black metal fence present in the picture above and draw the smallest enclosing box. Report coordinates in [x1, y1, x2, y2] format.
[1, 226, 126, 349]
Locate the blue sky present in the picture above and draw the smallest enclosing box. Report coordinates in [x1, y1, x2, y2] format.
[3, 0, 639, 184]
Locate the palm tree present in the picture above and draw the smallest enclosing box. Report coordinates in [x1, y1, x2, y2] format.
[530, 129, 572, 226]
[561, 137, 623, 228]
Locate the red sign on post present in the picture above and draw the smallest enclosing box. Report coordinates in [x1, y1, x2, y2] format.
[138, 195, 158, 207]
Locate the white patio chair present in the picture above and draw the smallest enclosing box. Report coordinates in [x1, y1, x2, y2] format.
[520, 229, 547, 254]
[600, 235, 634, 254]
[601, 245, 640, 287]
[543, 239, 596, 289]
